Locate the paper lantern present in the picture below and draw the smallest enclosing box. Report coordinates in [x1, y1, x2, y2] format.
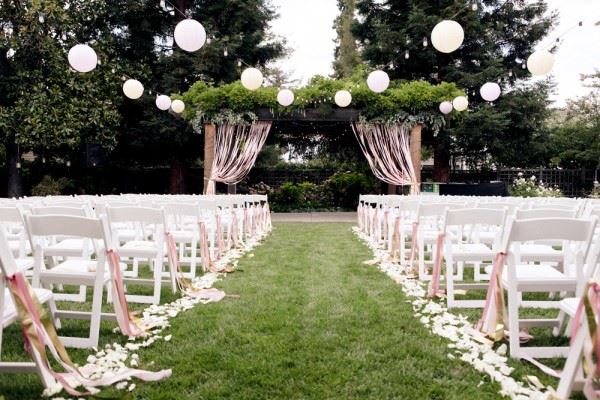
[68, 44, 97, 73]
[431, 20, 464, 53]
[241, 68, 263, 90]
[367, 70, 390, 93]
[439, 101, 453, 114]
[174, 19, 206, 52]
[171, 99, 185, 113]
[122, 79, 144, 99]
[155, 95, 172, 111]
[480, 82, 501, 102]
[527, 50, 554, 76]
[452, 96, 469, 112]
[277, 89, 294, 106]
[334, 90, 352, 107]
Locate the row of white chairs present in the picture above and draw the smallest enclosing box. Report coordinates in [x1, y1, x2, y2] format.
[0, 194, 271, 393]
[357, 194, 600, 399]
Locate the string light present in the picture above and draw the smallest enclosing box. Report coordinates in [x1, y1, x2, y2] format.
[422, 36, 428, 47]
[223, 47, 228, 57]
[404, 50, 410, 59]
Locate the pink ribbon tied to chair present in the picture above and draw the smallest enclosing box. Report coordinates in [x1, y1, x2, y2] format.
[8, 271, 170, 397]
[570, 282, 600, 388]
[428, 232, 446, 298]
[164, 231, 226, 302]
[390, 216, 401, 261]
[215, 212, 225, 260]
[408, 221, 419, 268]
[477, 252, 507, 341]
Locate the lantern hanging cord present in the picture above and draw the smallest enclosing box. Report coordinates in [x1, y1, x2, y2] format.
[161, 0, 189, 20]
[540, 16, 599, 51]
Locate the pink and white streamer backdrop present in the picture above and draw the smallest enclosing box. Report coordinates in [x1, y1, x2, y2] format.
[206, 121, 271, 195]
[352, 123, 419, 193]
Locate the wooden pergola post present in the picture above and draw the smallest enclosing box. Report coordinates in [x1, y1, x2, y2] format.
[203, 123, 216, 194]
[410, 124, 422, 187]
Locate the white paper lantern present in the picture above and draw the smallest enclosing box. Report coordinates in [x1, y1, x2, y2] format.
[439, 101, 453, 114]
[431, 20, 464, 53]
[334, 90, 352, 107]
[171, 99, 185, 113]
[68, 44, 97, 73]
[367, 70, 390, 93]
[174, 19, 207, 52]
[155, 95, 172, 111]
[277, 89, 294, 106]
[452, 96, 469, 112]
[122, 79, 144, 99]
[527, 50, 554, 76]
[241, 68, 263, 90]
[480, 82, 501, 102]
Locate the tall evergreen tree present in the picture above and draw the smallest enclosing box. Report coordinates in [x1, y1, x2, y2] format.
[333, 0, 361, 78]
[352, 0, 557, 178]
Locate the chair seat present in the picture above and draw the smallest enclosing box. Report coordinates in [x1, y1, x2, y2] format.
[40, 259, 125, 278]
[170, 230, 196, 242]
[2, 287, 53, 327]
[517, 244, 563, 262]
[118, 240, 161, 257]
[559, 297, 579, 317]
[44, 238, 87, 256]
[449, 243, 495, 260]
[499, 264, 576, 290]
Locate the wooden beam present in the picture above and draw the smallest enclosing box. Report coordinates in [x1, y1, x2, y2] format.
[203, 123, 216, 194]
[227, 183, 237, 194]
[410, 124, 422, 186]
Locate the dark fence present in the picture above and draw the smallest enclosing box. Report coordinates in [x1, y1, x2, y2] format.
[7, 165, 598, 198]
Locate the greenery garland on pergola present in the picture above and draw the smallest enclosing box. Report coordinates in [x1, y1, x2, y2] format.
[179, 76, 463, 193]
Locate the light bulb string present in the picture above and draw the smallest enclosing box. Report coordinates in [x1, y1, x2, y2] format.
[540, 16, 595, 51]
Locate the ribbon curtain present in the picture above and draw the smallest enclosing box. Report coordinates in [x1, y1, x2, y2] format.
[352, 123, 419, 193]
[206, 121, 271, 195]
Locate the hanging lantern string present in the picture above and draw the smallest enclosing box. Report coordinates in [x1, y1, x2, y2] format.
[161, 0, 189, 20]
[540, 16, 598, 51]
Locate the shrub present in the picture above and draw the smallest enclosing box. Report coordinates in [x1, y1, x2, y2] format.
[31, 175, 74, 196]
[324, 171, 377, 209]
[509, 173, 563, 198]
[270, 182, 304, 211]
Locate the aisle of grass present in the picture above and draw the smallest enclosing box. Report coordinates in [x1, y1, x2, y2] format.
[1, 222, 511, 399]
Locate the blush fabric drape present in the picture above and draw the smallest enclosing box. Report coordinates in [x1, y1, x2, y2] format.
[206, 121, 271, 195]
[352, 122, 419, 193]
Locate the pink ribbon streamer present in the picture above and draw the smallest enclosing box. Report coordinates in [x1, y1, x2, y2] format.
[409, 222, 419, 267]
[476, 252, 507, 337]
[206, 122, 271, 195]
[198, 222, 212, 272]
[106, 249, 145, 337]
[428, 232, 445, 298]
[215, 212, 224, 260]
[352, 122, 419, 193]
[8, 272, 170, 397]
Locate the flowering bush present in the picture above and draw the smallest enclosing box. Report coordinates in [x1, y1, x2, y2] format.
[509, 173, 563, 197]
[590, 181, 600, 198]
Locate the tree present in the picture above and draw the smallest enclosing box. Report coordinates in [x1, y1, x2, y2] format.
[547, 72, 600, 169]
[333, 0, 361, 78]
[106, 0, 285, 193]
[352, 0, 557, 179]
[0, 0, 121, 196]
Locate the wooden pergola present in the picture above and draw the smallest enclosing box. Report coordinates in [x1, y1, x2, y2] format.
[202, 108, 423, 194]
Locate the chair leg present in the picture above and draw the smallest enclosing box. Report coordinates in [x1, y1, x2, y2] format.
[152, 258, 162, 303]
[190, 240, 197, 278]
[556, 327, 586, 399]
[46, 296, 61, 330]
[446, 259, 455, 308]
[553, 309, 567, 336]
[88, 281, 103, 349]
[508, 289, 521, 359]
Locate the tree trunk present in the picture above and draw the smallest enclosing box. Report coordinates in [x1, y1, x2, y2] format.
[7, 141, 23, 197]
[169, 159, 185, 194]
[433, 139, 450, 182]
[387, 183, 396, 194]
[410, 124, 422, 186]
[203, 123, 216, 194]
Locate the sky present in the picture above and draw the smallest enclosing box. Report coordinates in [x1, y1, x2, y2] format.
[269, 0, 600, 106]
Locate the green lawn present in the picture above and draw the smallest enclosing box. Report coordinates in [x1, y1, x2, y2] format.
[1, 223, 544, 399]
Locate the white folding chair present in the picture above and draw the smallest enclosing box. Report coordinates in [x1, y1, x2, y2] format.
[499, 217, 597, 360]
[106, 206, 175, 304]
[441, 208, 506, 308]
[0, 228, 58, 388]
[25, 214, 115, 349]
[161, 202, 201, 278]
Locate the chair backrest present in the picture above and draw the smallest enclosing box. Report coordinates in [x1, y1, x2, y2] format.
[0, 207, 24, 224]
[502, 217, 597, 252]
[515, 208, 577, 220]
[444, 208, 506, 228]
[32, 206, 89, 217]
[25, 214, 109, 244]
[106, 206, 166, 225]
